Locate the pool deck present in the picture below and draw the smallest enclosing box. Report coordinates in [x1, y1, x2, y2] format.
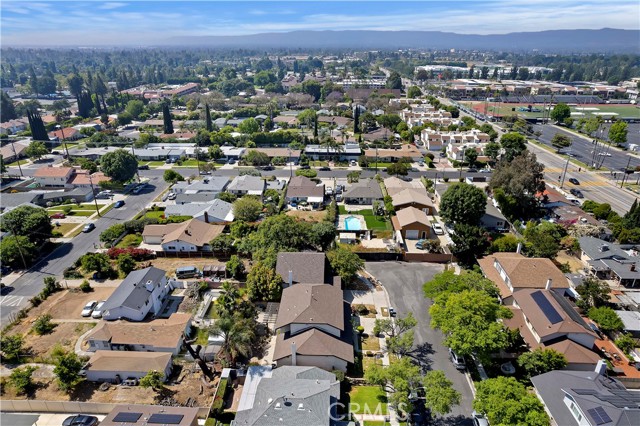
[337, 214, 368, 231]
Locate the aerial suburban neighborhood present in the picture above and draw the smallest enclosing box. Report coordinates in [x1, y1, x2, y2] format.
[1, 2, 640, 426]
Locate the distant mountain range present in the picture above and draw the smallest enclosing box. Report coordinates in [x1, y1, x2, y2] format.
[166, 28, 639, 53]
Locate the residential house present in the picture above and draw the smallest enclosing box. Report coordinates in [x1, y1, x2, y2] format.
[174, 193, 220, 204]
[172, 177, 229, 195]
[531, 369, 640, 426]
[384, 176, 425, 195]
[227, 175, 265, 197]
[102, 267, 172, 322]
[304, 143, 361, 161]
[364, 144, 423, 162]
[101, 405, 199, 426]
[134, 148, 185, 161]
[392, 207, 432, 240]
[164, 199, 234, 223]
[273, 284, 353, 372]
[579, 236, 640, 287]
[48, 127, 81, 141]
[420, 128, 490, 152]
[39, 187, 94, 204]
[505, 289, 601, 371]
[0, 119, 28, 135]
[142, 219, 224, 253]
[477, 252, 571, 304]
[317, 115, 352, 128]
[390, 188, 434, 215]
[343, 179, 383, 205]
[276, 252, 338, 286]
[67, 146, 122, 160]
[85, 313, 191, 355]
[220, 145, 246, 160]
[0, 140, 29, 163]
[233, 366, 340, 426]
[68, 171, 111, 189]
[480, 199, 508, 231]
[273, 115, 299, 127]
[84, 351, 172, 383]
[285, 175, 325, 208]
[251, 147, 301, 163]
[33, 166, 75, 188]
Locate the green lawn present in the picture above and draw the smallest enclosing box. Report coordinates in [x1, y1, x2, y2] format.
[47, 209, 96, 217]
[176, 159, 200, 167]
[51, 222, 81, 237]
[145, 210, 166, 220]
[116, 234, 142, 248]
[349, 386, 388, 415]
[310, 160, 329, 167]
[364, 422, 386, 426]
[146, 161, 166, 167]
[364, 162, 395, 169]
[6, 159, 29, 167]
[338, 206, 390, 230]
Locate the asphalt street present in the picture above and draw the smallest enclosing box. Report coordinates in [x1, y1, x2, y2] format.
[365, 261, 473, 426]
[0, 176, 169, 323]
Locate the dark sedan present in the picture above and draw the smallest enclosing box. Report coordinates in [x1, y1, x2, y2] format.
[568, 178, 580, 185]
[63, 415, 99, 426]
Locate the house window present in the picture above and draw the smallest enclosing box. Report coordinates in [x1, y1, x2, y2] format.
[569, 402, 583, 422]
[167, 246, 176, 250]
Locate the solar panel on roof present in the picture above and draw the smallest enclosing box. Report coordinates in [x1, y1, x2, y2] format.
[531, 291, 563, 324]
[148, 413, 184, 424]
[587, 407, 613, 425]
[113, 412, 143, 422]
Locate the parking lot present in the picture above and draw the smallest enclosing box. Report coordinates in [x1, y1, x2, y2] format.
[364, 261, 474, 425]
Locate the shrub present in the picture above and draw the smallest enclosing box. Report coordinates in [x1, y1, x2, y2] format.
[615, 333, 635, 355]
[32, 314, 56, 335]
[40, 277, 61, 299]
[79, 280, 93, 293]
[62, 205, 73, 214]
[29, 296, 42, 306]
[63, 267, 84, 279]
[356, 325, 365, 334]
[211, 378, 228, 414]
[0, 334, 25, 364]
[295, 169, 318, 178]
[100, 223, 126, 243]
[8, 366, 36, 395]
[106, 247, 155, 261]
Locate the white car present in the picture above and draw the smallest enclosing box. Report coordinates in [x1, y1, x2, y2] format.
[167, 192, 177, 200]
[81, 301, 98, 317]
[91, 301, 107, 319]
[432, 222, 444, 235]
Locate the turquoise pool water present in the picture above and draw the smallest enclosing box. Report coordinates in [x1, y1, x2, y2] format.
[344, 216, 361, 231]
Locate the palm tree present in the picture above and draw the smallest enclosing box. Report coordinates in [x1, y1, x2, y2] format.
[208, 315, 255, 365]
[216, 281, 239, 317]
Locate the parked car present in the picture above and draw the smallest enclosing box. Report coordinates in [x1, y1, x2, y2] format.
[132, 183, 146, 194]
[82, 223, 95, 233]
[228, 158, 236, 164]
[63, 415, 99, 426]
[336, 194, 343, 202]
[568, 178, 580, 185]
[50, 212, 66, 219]
[91, 301, 107, 319]
[432, 222, 444, 235]
[388, 307, 397, 317]
[299, 164, 310, 169]
[167, 192, 177, 200]
[81, 301, 98, 317]
[138, 164, 149, 170]
[350, 160, 358, 166]
[114, 200, 125, 208]
[449, 348, 467, 370]
[467, 167, 478, 173]
[318, 166, 331, 171]
[326, 187, 334, 195]
[415, 239, 427, 250]
[471, 411, 489, 426]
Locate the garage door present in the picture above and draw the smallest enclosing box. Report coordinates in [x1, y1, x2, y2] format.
[406, 230, 420, 240]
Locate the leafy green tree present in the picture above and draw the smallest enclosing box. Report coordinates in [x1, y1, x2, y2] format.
[517, 348, 567, 378]
[53, 351, 84, 392]
[550, 103, 571, 124]
[430, 289, 511, 357]
[1, 90, 17, 122]
[385, 162, 409, 176]
[25, 140, 48, 161]
[366, 357, 420, 413]
[240, 215, 311, 267]
[215, 281, 240, 316]
[499, 132, 527, 162]
[407, 86, 422, 98]
[26, 110, 49, 141]
[439, 183, 487, 225]
[99, 223, 126, 244]
[205, 104, 213, 132]
[523, 221, 566, 258]
[117, 253, 136, 275]
[80, 252, 112, 275]
[464, 147, 478, 167]
[609, 121, 628, 146]
[576, 277, 610, 309]
[139, 370, 165, 391]
[209, 144, 223, 160]
[473, 377, 549, 426]
[32, 314, 56, 335]
[125, 100, 144, 119]
[1, 205, 52, 244]
[246, 262, 283, 301]
[226, 255, 245, 279]
[484, 142, 501, 161]
[310, 222, 336, 251]
[423, 270, 499, 300]
[163, 169, 184, 183]
[41, 276, 62, 298]
[386, 71, 403, 90]
[300, 80, 322, 101]
[450, 224, 490, 267]
[422, 370, 461, 417]
[244, 150, 270, 166]
[327, 246, 364, 283]
[588, 306, 623, 332]
[0, 236, 38, 269]
[490, 234, 521, 253]
[232, 196, 263, 222]
[0, 334, 25, 364]
[210, 234, 235, 257]
[100, 149, 138, 182]
[238, 117, 260, 134]
[550, 133, 572, 151]
[615, 333, 635, 355]
[9, 366, 36, 395]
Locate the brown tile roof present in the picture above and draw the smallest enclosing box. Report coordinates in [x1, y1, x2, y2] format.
[364, 144, 422, 158]
[142, 223, 180, 238]
[68, 171, 111, 186]
[391, 188, 434, 208]
[86, 313, 191, 349]
[253, 148, 301, 158]
[286, 175, 325, 199]
[546, 340, 601, 366]
[87, 350, 172, 373]
[477, 253, 569, 298]
[384, 176, 413, 191]
[394, 207, 431, 228]
[276, 252, 329, 285]
[317, 116, 352, 126]
[34, 166, 75, 178]
[275, 284, 344, 331]
[273, 329, 354, 363]
[159, 219, 224, 247]
[48, 127, 79, 140]
[512, 289, 597, 340]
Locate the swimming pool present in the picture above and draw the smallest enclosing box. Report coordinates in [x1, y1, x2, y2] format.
[344, 216, 361, 231]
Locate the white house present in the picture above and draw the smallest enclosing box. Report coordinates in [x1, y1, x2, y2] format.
[227, 175, 265, 197]
[164, 200, 234, 223]
[33, 166, 76, 188]
[102, 267, 171, 322]
[84, 351, 172, 384]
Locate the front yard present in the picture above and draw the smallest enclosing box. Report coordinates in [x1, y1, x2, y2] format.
[349, 385, 388, 415]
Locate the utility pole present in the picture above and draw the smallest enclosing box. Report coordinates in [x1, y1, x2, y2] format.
[375, 147, 379, 174]
[560, 145, 572, 189]
[56, 125, 70, 159]
[9, 225, 28, 270]
[10, 142, 23, 177]
[621, 156, 633, 188]
[130, 143, 140, 183]
[88, 173, 101, 217]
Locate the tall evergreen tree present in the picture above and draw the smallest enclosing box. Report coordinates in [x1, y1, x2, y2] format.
[77, 91, 93, 118]
[353, 104, 360, 133]
[27, 110, 49, 141]
[205, 104, 213, 132]
[163, 103, 174, 134]
[313, 116, 318, 138]
[1, 91, 17, 122]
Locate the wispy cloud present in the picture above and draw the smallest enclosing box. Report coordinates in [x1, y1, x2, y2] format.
[98, 2, 128, 10]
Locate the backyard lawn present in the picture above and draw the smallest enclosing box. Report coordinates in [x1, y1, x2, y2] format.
[349, 386, 388, 415]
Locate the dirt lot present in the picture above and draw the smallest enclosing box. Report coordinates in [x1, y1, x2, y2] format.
[285, 209, 326, 223]
[24, 322, 96, 360]
[20, 287, 116, 321]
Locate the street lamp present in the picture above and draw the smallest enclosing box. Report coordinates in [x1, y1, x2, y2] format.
[56, 125, 70, 159]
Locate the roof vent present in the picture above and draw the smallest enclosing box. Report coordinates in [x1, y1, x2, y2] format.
[275, 403, 281, 410]
[599, 244, 609, 252]
[298, 403, 304, 410]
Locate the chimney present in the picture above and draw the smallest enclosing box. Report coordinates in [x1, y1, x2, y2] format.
[288, 270, 293, 287]
[203, 211, 209, 223]
[595, 359, 607, 376]
[631, 264, 636, 272]
[185, 229, 191, 236]
[291, 343, 297, 366]
[516, 242, 522, 254]
[545, 278, 552, 290]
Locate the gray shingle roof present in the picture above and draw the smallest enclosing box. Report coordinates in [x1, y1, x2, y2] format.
[102, 267, 166, 312]
[165, 200, 233, 222]
[286, 176, 325, 199]
[234, 366, 339, 426]
[175, 193, 219, 204]
[228, 175, 265, 193]
[579, 236, 640, 280]
[276, 252, 330, 285]
[172, 176, 229, 193]
[343, 179, 383, 200]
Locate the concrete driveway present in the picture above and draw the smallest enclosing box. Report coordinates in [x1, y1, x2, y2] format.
[365, 261, 474, 426]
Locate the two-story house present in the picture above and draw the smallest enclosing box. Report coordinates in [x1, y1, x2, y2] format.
[34, 166, 76, 188]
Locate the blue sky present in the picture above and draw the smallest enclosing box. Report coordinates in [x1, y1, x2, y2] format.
[2, 1, 638, 46]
